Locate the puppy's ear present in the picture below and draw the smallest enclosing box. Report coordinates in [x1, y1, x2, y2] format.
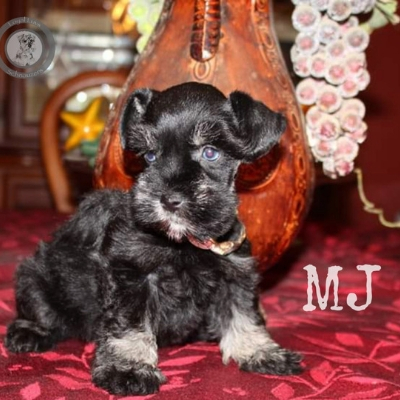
[228, 91, 286, 162]
[119, 88, 156, 149]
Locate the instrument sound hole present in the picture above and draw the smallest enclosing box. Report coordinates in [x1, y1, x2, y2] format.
[236, 144, 282, 191]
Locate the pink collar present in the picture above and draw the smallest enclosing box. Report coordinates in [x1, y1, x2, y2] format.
[187, 222, 246, 256]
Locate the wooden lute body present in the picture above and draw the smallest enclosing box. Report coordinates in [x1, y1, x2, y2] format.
[94, 0, 315, 269]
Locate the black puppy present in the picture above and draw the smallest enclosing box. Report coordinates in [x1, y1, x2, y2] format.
[6, 82, 302, 395]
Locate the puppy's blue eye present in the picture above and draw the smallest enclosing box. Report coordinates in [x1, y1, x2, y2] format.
[202, 147, 220, 161]
[144, 151, 156, 163]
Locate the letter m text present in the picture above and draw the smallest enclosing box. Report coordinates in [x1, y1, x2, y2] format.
[303, 264, 343, 311]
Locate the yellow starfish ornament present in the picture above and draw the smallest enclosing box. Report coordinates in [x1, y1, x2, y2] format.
[61, 97, 107, 151]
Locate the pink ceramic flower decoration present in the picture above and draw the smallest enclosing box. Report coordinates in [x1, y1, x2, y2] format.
[290, 0, 382, 178]
[315, 115, 341, 140]
[335, 136, 359, 161]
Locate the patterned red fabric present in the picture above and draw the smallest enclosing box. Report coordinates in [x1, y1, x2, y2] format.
[0, 210, 399, 399]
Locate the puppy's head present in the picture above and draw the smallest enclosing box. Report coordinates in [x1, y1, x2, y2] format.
[18, 33, 35, 51]
[120, 82, 286, 243]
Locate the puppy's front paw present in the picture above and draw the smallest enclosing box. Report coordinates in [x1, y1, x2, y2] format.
[92, 363, 166, 395]
[5, 320, 56, 353]
[240, 348, 303, 376]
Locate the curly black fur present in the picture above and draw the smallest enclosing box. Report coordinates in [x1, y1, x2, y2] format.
[6, 82, 302, 395]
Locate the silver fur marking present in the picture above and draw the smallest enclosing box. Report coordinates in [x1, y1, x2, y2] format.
[107, 329, 158, 367]
[220, 305, 276, 365]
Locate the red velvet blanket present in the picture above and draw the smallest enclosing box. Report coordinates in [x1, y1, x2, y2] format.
[1, 210, 399, 399]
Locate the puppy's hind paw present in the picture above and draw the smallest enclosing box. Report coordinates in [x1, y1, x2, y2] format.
[92, 363, 166, 395]
[240, 348, 303, 376]
[5, 320, 57, 353]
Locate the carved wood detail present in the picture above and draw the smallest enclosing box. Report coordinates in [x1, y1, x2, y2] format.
[190, 0, 221, 62]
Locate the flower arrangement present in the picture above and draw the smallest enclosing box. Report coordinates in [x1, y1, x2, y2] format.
[291, 0, 399, 178]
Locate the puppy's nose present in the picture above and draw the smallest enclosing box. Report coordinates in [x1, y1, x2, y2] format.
[161, 194, 184, 212]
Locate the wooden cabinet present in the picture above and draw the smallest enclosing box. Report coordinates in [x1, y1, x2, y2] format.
[0, 1, 47, 209]
[0, 155, 51, 209]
